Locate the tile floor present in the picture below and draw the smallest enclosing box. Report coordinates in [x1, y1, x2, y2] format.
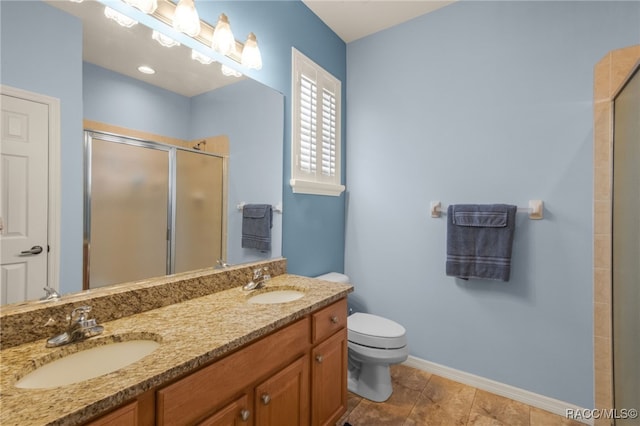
[338, 364, 585, 426]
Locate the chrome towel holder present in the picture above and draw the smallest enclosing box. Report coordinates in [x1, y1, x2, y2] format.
[430, 200, 544, 220]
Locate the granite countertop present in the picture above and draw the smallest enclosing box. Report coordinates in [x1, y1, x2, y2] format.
[0, 274, 353, 426]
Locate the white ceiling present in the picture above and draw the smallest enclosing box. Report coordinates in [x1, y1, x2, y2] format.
[302, 0, 455, 43]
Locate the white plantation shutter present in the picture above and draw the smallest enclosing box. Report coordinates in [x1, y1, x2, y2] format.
[291, 48, 345, 196]
[300, 74, 317, 174]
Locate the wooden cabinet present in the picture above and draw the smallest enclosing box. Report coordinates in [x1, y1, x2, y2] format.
[311, 299, 348, 426]
[197, 395, 250, 426]
[156, 318, 309, 425]
[86, 298, 348, 426]
[85, 401, 138, 426]
[254, 355, 309, 426]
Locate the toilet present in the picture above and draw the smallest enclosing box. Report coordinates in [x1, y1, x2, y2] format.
[315, 272, 409, 402]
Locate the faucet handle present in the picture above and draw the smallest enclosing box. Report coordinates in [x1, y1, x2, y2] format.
[70, 306, 92, 322]
[253, 268, 263, 279]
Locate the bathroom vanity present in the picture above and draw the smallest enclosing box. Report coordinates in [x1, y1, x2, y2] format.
[0, 260, 352, 425]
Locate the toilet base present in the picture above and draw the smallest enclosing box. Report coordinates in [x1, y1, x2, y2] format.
[347, 359, 393, 402]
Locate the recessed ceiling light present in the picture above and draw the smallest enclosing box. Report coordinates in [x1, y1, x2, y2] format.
[138, 65, 156, 75]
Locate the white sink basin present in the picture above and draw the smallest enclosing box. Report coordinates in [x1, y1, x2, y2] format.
[15, 340, 160, 389]
[247, 289, 305, 304]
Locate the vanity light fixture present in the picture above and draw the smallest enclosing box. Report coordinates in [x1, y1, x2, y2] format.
[98, 0, 263, 69]
[104, 6, 138, 28]
[172, 0, 201, 37]
[138, 65, 156, 74]
[211, 14, 235, 56]
[191, 49, 215, 65]
[221, 64, 242, 78]
[123, 0, 157, 14]
[241, 33, 263, 70]
[152, 30, 180, 48]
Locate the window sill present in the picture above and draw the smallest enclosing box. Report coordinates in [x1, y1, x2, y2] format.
[289, 179, 345, 196]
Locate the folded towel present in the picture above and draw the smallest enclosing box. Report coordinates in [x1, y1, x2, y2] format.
[241, 204, 273, 251]
[446, 204, 517, 281]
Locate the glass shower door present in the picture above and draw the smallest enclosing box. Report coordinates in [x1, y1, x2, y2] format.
[87, 134, 171, 288]
[612, 68, 639, 425]
[174, 149, 224, 273]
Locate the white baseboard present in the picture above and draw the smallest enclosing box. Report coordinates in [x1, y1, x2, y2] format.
[403, 356, 593, 426]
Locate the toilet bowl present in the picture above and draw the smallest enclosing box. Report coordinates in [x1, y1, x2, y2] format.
[315, 272, 409, 402]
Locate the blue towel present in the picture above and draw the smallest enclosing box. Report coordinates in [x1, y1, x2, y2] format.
[241, 204, 273, 251]
[446, 204, 517, 281]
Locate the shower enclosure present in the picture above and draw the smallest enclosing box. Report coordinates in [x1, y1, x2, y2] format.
[84, 131, 225, 289]
[612, 67, 639, 424]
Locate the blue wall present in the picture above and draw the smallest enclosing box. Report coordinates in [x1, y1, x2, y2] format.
[191, 79, 284, 265]
[83, 62, 191, 139]
[1, 1, 84, 295]
[345, 0, 640, 408]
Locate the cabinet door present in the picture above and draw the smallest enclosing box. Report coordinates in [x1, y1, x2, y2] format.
[311, 328, 347, 426]
[197, 395, 251, 426]
[254, 355, 309, 426]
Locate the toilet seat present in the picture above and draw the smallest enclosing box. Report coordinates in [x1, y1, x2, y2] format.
[348, 313, 407, 349]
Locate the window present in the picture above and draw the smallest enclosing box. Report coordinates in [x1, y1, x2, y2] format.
[291, 48, 345, 196]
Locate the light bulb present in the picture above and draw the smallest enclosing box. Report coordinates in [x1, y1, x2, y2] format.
[104, 7, 138, 28]
[173, 0, 201, 37]
[191, 50, 214, 65]
[221, 64, 242, 77]
[241, 33, 262, 70]
[123, 0, 157, 14]
[152, 30, 180, 48]
[211, 14, 235, 56]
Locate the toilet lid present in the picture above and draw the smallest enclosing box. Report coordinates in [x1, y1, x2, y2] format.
[348, 313, 407, 349]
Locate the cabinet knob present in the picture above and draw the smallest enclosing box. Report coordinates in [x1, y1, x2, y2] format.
[316, 354, 323, 363]
[261, 394, 271, 405]
[240, 409, 250, 422]
[330, 315, 339, 324]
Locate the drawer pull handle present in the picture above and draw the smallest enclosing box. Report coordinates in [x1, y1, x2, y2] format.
[261, 394, 271, 405]
[240, 409, 250, 421]
[330, 316, 339, 324]
[316, 354, 324, 363]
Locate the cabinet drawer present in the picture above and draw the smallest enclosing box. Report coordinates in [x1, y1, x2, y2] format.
[312, 299, 347, 344]
[85, 401, 138, 426]
[157, 317, 310, 425]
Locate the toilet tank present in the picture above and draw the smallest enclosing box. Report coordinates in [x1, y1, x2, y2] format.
[315, 272, 350, 283]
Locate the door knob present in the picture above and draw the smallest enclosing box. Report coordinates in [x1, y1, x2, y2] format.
[20, 245, 43, 255]
[261, 394, 271, 405]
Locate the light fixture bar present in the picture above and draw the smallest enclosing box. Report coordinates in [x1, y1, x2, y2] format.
[151, 0, 244, 63]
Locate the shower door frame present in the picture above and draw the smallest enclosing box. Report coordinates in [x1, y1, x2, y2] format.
[592, 46, 640, 423]
[83, 130, 226, 290]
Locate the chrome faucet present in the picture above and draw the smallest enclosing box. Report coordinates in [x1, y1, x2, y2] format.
[216, 259, 230, 269]
[242, 267, 271, 291]
[46, 306, 104, 348]
[40, 286, 60, 302]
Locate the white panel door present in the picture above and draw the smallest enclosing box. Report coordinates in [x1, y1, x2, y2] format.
[0, 94, 49, 304]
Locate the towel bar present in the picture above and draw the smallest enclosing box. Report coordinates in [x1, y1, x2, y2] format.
[237, 202, 283, 213]
[430, 200, 543, 220]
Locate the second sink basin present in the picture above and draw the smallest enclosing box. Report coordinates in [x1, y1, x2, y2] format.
[247, 289, 305, 304]
[16, 339, 160, 389]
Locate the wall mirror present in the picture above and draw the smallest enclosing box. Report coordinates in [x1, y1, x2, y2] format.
[27, 1, 282, 299]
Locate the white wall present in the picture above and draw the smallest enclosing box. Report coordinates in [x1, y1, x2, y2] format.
[345, 1, 640, 408]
